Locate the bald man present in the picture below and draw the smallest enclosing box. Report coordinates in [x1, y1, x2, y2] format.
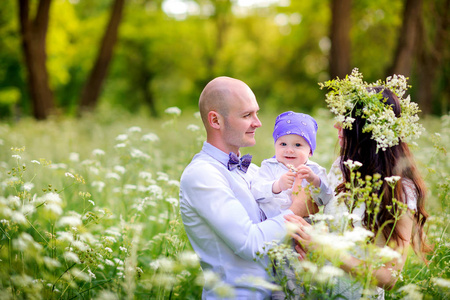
[179, 77, 306, 299]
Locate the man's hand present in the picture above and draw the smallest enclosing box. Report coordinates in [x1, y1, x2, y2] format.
[288, 176, 319, 217]
[272, 171, 296, 194]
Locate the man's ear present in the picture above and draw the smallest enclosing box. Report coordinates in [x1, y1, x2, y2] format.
[208, 111, 221, 129]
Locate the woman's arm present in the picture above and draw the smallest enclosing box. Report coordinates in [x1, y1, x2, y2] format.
[285, 212, 414, 289]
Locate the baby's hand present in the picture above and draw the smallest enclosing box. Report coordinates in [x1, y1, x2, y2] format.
[296, 165, 320, 188]
[273, 171, 296, 194]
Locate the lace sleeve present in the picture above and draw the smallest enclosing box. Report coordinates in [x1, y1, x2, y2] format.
[402, 179, 418, 211]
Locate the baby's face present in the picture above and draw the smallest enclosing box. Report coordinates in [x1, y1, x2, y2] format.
[275, 134, 311, 168]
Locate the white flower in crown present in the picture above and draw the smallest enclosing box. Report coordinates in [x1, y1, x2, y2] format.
[319, 68, 424, 151]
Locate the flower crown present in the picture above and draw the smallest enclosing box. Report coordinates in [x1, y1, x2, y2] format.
[319, 68, 424, 151]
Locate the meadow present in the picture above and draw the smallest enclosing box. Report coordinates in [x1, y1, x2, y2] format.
[0, 106, 448, 299]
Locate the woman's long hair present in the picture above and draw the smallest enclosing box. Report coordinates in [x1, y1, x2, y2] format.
[337, 87, 431, 258]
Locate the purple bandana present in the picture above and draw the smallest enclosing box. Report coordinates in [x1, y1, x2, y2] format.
[272, 111, 318, 155]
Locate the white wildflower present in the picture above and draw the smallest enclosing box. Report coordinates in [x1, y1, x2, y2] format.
[71, 268, 90, 282]
[115, 143, 127, 148]
[73, 240, 89, 251]
[166, 197, 178, 206]
[104, 236, 117, 243]
[92, 181, 105, 192]
[187, 124, 200, 131]
[57, 231, 74, 243]
[105, 259, 114, 266]
[343, 212, 362, 222]
[88, 269, 96, 279]
[213, 282, 235, 298]
[106, 172, 121, 180]
[385, 175, 402, 186]
[23, 182, 34, 191]
[58, 215, 82, 227]
[11, 274, 33, 287]
[114, 165, 126, 174]
[315, 265, 345, 283]
[150, 257, 174, 271]
[64, 251, 80, 264]
[168, 179, 180, 186]
[343, 226, 374, 243]
[12, 154, 21, 160]
[105, 228, 122, 237]
[398, 284, 423, 300]
[42, 192, 62, 204]
[139, 171, 152, 180]
[198, 270, 221, 288]
[89, 166, 99, 175]
[344, 159, 363, 170]
[310, 214, 335, 221]
[124, 184, 137, 190]
[21, 204, 35, 216]
[31, 160, 41, 164]
[119, 246, 128, 253]
[105, 247, 113, 253]
[96, 291, 119, 300]
[128, 126, 142, 133]
[141, 133, 159, 142]
[69, 152, 80, 162]
[43, 256, 61, 269]
[11, 211, 27, 225]
[299, 260, 318, 274]
[164, 106, 181, 116]
[178, 251, 200, 268]
[92, 149, 105, 156]
[130, 148, 150, 159]
[88, 200, 95, 206]
[236, 275, 281, 291]
[285, 221, 300, 235]
[377, 246, 402, 262]
[116, 134, 128, 141]
[13, 233, 42, 252]
[156, 172, 169, 181]
[432, 277, 450, 288]
[65, 172, 75, 178]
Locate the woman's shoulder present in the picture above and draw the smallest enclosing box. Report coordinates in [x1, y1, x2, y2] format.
[402, 178, 418, 211]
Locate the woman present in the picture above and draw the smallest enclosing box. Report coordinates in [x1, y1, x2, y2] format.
[286, 69, 431, 299]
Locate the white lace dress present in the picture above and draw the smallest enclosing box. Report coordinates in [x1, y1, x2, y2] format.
[323, 158, 418, 300]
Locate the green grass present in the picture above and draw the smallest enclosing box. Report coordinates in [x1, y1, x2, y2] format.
[0, 107, 448, 299]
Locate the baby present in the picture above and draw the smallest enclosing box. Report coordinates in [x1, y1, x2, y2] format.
[251, 111, 332, 219]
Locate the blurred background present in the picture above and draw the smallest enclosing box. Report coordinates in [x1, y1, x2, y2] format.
[0, 0, 448, 120]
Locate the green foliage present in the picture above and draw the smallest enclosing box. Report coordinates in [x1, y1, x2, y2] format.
[1, 0, 447, 118]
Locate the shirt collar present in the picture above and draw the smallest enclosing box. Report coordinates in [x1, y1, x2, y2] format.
[202, 142, 231, 168]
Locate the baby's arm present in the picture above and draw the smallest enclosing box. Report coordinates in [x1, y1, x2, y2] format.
[272, 170, 296, 194]
[296, 165, 320, 188]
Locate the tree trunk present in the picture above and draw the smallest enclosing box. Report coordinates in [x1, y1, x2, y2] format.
[416, 0, 449, 115]
[205, 0, 232, 80]
[386, 0, 422, 78]
[18, 0, 55, 120]
[329, 0, 352, 79]
[79, 0, 125, 113]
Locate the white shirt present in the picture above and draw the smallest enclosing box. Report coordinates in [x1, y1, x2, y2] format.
[251, 157, 333, 218]
[179, 142, 292, 299]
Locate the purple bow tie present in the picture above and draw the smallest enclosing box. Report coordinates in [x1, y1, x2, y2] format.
[228, 152, 252, 173]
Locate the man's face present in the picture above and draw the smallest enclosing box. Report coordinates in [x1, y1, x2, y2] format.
[275, 134, 311, 168]
[222, 88, 262, 154]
